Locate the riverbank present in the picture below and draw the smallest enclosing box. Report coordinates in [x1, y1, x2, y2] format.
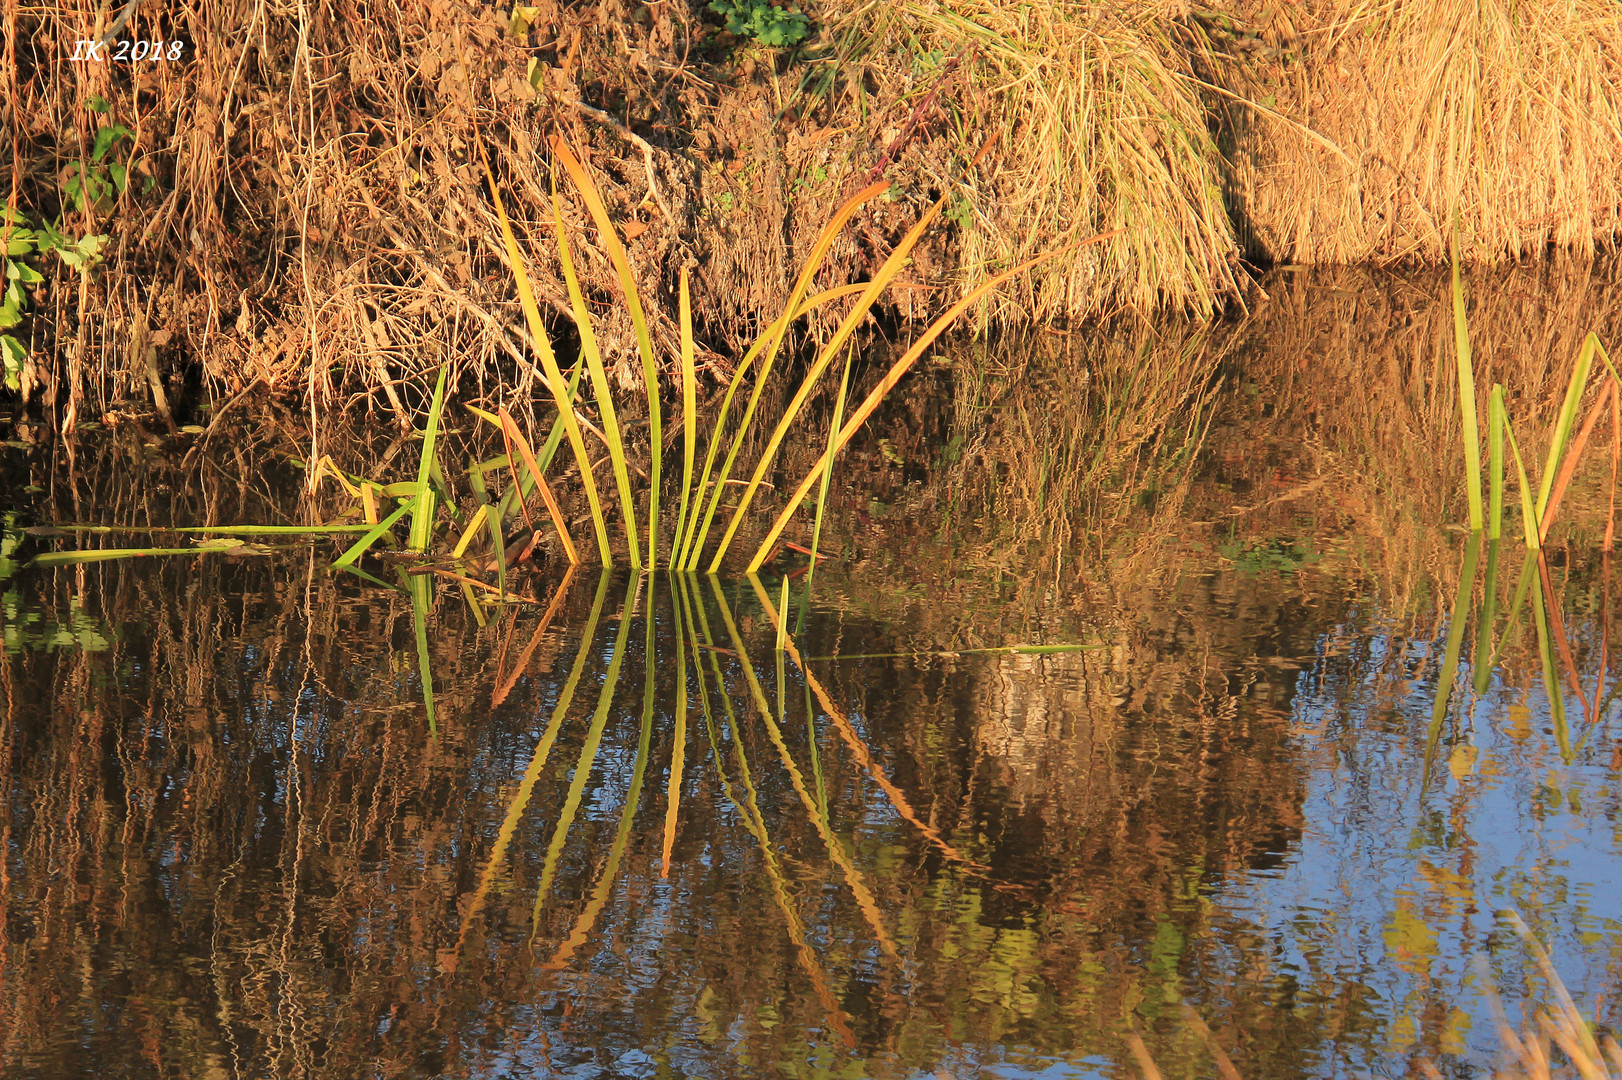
[3, 0, 1620, 423]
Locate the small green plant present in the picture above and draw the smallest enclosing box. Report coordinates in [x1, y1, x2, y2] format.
[64, 98, 139, 215]
[709, 0, 810, 47]
[2, 204, 108, 391]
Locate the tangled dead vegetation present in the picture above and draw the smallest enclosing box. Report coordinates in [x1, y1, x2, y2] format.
[2, 0, 1620, 427]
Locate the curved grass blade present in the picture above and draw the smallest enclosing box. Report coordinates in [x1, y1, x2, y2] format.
[670, 266, 698, 568]
[747, 230, 1121, 572]
[680, 186, 888, 570]
[551, 137, 661, 568]
[475, 141, 611, 564]
[500, 405, 577, 564]
[548, 186, 639, 567]
[692, 184, 896, 571]
[803, 342, 851, 605]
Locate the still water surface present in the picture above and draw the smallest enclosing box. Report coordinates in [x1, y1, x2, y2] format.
[2, 262, 1621, 1078]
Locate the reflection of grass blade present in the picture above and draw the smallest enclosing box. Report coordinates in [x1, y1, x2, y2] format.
[1425, 532, 1480, 789]
[548, 578, 658, 970]
[1449, 234, 1483, 532]
[749, 576, 982, 868]
[1473, 537, 1501, 695]
[1531, 570, 1569, 760]
[714, 577, 900, 962]
[492, 566, 578, 708]
[408, 572, 437, 737]
[453, 570, 605, 961]
[747, 231, 1119, 572]
[31, 540, 264, 566]
[1536, 551, 1592, 727]
[530, 574, 638, 936]
[550, 138, 660, 568]
[408, 366, 448, 553]
[684, 579, 856, 1048]
[662, 576, 688, 878]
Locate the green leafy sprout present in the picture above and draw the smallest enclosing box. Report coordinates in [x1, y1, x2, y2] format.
[709, 0, 810, 47]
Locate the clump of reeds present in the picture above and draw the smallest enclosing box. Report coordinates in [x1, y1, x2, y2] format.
[1207, 0, 1622, 263]
[1428, 240, 1620, 768]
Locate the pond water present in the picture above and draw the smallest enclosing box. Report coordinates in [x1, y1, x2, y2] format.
[2, 262, 1620, 1079]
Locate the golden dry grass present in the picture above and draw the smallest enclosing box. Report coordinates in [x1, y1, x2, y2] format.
[1208, 0, 1622, 264]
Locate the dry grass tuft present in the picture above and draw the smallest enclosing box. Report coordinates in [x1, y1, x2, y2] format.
[822, 0, 1242, 325]
[1208, 0, 1622, 265]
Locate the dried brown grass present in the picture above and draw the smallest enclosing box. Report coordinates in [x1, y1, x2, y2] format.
[1208, 0, 1622, 264]
[819, 0, 1242, 325]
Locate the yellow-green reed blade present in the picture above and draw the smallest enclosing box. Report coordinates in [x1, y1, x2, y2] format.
[682, 184, 889, 570]
[408, 365, 449, 553]
[29, 540, 271, 567]
[707, 195, 946, 571]
[548, 578, 656, 970]
[1536, 333, 1596, 531]
[1504, 413, 1542, 552]
[715, 576, 901, 962]
[530, 573, 638, 935]
[662, 575, 688, 878]
[452, 569, 603, 959]
[450, 504, 490, 559]
[474, 143, 610, 564]
[804, 346, 851, 600]
[673, 281, 878, 571]
[748, 575, 981, 868]
[1488, 385, 1505, 541]
[551, 137, 661, 568]
[1539, 376, 1614, 546]
[548, 186, 639, 567]
[747, 231, 1119, 572]
[670, 266, 698, 569]
[333, 501, 413, 569]
[1472, 536, 1501, 696]
[1424, 531, 1480, 790]
[499, 405, 578, 564]
[1450, 234, 1483, 533]
[408, 572, 437, 737]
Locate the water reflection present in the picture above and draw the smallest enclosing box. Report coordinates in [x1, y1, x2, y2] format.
[2, 260, 1621, 1079]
